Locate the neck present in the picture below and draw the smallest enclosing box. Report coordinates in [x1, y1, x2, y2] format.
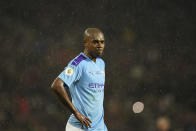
[83, 50, 96, 62]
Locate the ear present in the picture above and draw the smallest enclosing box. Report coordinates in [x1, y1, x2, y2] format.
[84, 41, 88, 48]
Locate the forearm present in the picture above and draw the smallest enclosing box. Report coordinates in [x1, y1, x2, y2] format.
[51, 78, 77, 114]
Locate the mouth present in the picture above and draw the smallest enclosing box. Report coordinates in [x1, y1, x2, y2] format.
[97, 48, 103, 52]
[97, 47, 102, 49]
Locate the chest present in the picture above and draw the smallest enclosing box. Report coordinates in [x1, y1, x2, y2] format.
[82, 65, 105, 83]
[78, 62, 105, 96]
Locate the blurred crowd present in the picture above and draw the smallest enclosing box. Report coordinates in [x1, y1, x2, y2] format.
[0, 0, 196, 131]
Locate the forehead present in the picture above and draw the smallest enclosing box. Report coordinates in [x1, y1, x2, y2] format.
[91, 33, 104, 40]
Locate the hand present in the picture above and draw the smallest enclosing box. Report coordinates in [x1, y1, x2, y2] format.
[74, 111, 92, 129]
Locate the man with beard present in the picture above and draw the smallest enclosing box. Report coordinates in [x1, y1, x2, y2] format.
[51, 28, 108, 131]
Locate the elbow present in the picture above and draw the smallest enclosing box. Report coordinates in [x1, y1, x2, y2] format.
[50, 78, 63, 91]
[51, 83, 55, 89]
[51, 80, 58, 91]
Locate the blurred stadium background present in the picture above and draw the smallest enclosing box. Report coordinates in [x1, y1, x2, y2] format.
[0, 0, 195, 131]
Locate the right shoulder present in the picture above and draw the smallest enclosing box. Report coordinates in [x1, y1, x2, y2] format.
[68, 53, 87, 67]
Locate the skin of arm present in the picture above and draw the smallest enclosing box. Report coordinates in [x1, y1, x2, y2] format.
[51, 78, 92, 129]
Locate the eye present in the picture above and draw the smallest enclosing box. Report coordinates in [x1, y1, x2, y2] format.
[92, 40, 105, 44]
[93, 40, 99, 44]
[100, 40, 104, 44]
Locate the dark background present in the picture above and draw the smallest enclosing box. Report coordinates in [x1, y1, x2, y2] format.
[0, 0, 196, 131]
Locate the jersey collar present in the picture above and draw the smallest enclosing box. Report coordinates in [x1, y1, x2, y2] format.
[80, 52, 98, 63]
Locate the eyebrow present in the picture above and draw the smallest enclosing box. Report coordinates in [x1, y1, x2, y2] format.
[92, 40, 105, 43]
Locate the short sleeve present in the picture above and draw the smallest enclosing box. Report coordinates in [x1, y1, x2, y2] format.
[58, 65, 82, 88]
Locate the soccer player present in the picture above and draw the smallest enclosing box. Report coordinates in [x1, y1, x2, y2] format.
[51, 28, 108, 131]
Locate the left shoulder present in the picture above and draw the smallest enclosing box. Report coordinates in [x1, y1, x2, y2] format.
[97, 57, 105, 67]
[98, 57, 105, 63]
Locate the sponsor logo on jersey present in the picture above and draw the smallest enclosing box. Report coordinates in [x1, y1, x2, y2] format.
[88, 83, 104, 88]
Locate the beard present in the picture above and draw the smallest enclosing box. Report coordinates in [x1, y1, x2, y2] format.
[95, 50, 104, 57]
[90, 50, 103, 58]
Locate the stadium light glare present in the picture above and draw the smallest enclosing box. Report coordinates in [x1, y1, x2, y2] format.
[132, 101, 144, 113]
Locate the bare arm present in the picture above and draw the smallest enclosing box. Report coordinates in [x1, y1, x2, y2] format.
[51, 78, 92, 129]
[51, 78, 77, 113]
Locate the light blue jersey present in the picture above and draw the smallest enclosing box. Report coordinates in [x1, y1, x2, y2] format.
[58, 52, 107, 131]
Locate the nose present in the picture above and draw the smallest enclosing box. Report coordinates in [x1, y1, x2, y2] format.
[97, 43, 104, 48]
